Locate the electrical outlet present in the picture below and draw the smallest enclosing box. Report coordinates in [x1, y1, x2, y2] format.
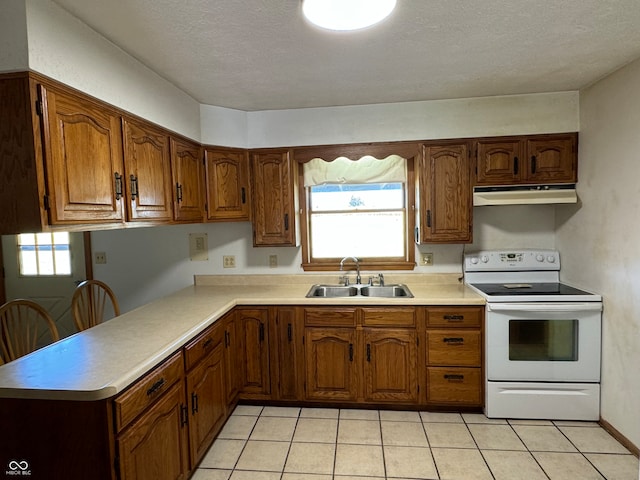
[421, 252, 434, 266]
[95, 252, 107, 264]
[269, 254, 278, 268]
[223, 255, 236, 268]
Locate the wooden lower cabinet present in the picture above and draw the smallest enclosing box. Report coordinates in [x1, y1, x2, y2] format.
[237, 307, 271, 398]
[425, 306, 484, 408]
[363, 328, 418, 403]
[272, 307, 302, 400]
[304, 327, 359, 401]
[117, 381, 190, 480]
[223, 312, 242, 403]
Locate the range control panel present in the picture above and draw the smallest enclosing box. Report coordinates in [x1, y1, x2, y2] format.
[464, 249, 560, 272]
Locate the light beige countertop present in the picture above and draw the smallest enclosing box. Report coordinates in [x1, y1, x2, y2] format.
[0, 274, 483, 401]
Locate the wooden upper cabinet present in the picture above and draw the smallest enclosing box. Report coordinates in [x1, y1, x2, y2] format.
[474, 133, 577, 185]
[171, 137, 204, 222]
[40, 83, 125, 225]
[526, 134, 577, 183]
[251, 149, 297, 246]
[122, 118, 173, 222]
[417, 142, 472, 243]
[205, 147, 251, 222]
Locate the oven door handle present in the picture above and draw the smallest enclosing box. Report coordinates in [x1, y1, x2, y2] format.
[488, 303, 602, 313]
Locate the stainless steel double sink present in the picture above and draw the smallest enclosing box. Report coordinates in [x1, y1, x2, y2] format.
[306, 284, 413, 298]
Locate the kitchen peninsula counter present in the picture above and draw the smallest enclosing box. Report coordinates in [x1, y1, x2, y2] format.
[0, 274, 483, 401]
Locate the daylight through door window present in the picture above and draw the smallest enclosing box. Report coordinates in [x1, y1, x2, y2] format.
[17, 232, 72, 276]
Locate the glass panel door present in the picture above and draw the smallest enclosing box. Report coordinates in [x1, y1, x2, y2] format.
[509, 319, 578, 361]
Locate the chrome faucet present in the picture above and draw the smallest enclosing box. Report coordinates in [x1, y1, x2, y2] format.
[339, 256, 361, 285]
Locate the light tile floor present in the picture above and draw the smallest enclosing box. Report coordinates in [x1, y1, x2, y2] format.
[193, 405, 639, 480]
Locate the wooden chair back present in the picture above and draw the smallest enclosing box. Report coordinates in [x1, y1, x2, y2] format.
[72, 280, 121, 332]
[0, 299, 60, 363]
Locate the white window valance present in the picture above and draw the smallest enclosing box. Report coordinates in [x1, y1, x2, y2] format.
[303, 155, 406, 187]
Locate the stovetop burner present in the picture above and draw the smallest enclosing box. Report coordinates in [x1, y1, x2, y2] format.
[471, 282, 596, 297]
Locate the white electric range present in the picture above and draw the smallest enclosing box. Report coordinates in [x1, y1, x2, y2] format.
[464, 249, 602, 420]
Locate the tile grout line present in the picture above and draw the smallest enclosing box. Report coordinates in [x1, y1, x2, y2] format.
[505, 420, 552, 480]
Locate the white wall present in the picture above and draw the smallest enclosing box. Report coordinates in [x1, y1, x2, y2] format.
[0, 1, 29, 72]
[556, 57, 640, 449]
[24, 0, 201, 141]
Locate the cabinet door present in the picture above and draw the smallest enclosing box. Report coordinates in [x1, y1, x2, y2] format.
[122, 118, 173, 221]
[251, 150, 296, 246]
[418, 142, 472, 243]
[475, 139, 523, 185]
[118, 381, 189, 480]
[39, 84, 125, 224]
[205, 148, 251, 221]
[237, 308, 271, 397]
[273, 307, 300, 400]
[171, 138, 204, 222]
[186, 341, 227, 466]
[363, 329, 418, 403]
[223, 312, 242, 404]
[304, 328, 358, 402]
[526, 134, 577, 183]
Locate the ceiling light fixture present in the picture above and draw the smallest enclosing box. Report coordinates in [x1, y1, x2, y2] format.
[302, 0, 397, 31]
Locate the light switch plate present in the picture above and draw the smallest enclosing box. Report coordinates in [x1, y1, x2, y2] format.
[189, 233, 208, 261]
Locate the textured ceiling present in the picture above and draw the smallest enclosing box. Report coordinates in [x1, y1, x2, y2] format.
[51, 0, 640, 111]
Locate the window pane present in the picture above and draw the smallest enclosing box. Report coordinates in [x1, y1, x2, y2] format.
[17, 233, 36, 245]
[310, 183, 404, 211]
[52, 231, 70, 244]
[37, 245, 55, 275]
[311, 211, 405, 258]
[19, 245, 38, 275]
[54, 245, 72, 275]
[16, 232, 72, 276]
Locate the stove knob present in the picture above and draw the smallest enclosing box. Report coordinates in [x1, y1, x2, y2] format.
[536, 254, 544, 262]
[547, 255, 556, 263]
[470, 257, 479, 265]
[481, 255, 489, 263]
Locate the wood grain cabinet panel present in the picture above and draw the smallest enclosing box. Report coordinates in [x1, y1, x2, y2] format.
[237, 308, 271, 398]
[205, 147, 251, 221]
[304, 327, 358, 401]
[171, 137, 204, 222]
[223, 312, 242, 404]
[417, 142, 472, 243]
[363, 328, 418, 403]
[122, 118, 173, 221]
[251, 149, 297, 246]
[474, 134, 577, 186]
[426, 367, 482, 405]
[273, 307, 301, 400]
[40, 83, 125, 224]
[427, 330, 481, 366]
[117, 381, 190, 480]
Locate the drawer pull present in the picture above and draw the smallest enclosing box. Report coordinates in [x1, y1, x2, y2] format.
[202, 338, 213, 350]
[349, 343, 354, 362]
[444, 374, 464, 381]
[191, 392, 199, 414]
[146, 378, 165, 396]
[366, 343, 371, 362]
[443, 337, 464, 344]
[180, 404, 188, 427]
[443, 314, 464, 322]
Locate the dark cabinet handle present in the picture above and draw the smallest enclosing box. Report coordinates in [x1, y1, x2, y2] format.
[443, 315, 464, 322]
[513, 157, 519, 175]
[443, 337, 464, 344]
[225, 331, 230, 348]
[176, 183, 183, 202]
[287, 323, 292, 342]
[114, 172, 123, 200]
[130, 175, 139, 199]
[146, 378, 165, 396]
[241, 187, 246, 204]
[191, 392, 198, 414]
[349, 343, 354, 362]
[444, 374, 464, 381]
[202, 338, 213, 350]
[259, 322, 265, 342]
[284, 213, 289, 231]
[180, 404, 188, 427]
[426, 209, 432, 228]
[531, 155, 537, 174]
[366, 344, 371, 362]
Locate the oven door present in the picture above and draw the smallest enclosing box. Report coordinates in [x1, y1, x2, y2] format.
[486, 302, 602, 382]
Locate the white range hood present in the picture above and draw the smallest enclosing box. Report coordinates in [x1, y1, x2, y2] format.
[473, 184, 577, 206]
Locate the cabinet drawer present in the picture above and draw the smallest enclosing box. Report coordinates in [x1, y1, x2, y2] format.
[427, 367, 482, 406]
[362, 307, 416, 327]
[427, 330, 481, 366]
[114, 351, 184, 432]
[184, 322, 224, 371]
[426, 307, 483, 328]
[304, 308, 357, 327]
